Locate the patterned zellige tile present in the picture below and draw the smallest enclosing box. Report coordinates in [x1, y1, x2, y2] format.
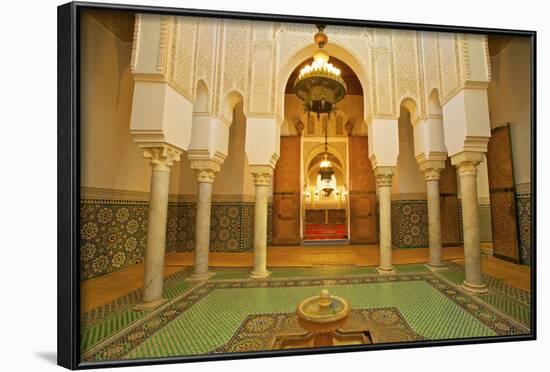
[125, 280, 494, 359]
[81, 267, 193, 352]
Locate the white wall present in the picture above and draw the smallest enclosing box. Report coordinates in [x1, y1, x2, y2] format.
[488, 37, 532, 191]
[393, 107, 426, 196]
[80, 12, 155, 193]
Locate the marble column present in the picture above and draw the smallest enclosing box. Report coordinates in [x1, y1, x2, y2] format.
[375, 167, 395, 274]
[422, 167, 444, 268]
[452, 153, 488, 293]
[135, 146, 181, 310]
[250, 166, 273, 279]
[189, 160, 221, 280]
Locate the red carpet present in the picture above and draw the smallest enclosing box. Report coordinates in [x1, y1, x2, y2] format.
[304, 223, 347, 240]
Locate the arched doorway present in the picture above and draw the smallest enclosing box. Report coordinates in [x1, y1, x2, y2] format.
[272, 55, 376, 245]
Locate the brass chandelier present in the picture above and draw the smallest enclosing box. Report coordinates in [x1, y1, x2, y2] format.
[294, 25, 347, 118]
[318, 120, 335, 183]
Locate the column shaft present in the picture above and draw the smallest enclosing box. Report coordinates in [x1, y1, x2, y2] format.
[378, 184, 393, 271]
[142, 168, 170, 303]
[135, 146, 180, 310]
[426, 177, 443, 267]
[375, 167, 394, 273]
[456, 159, 487, 293]
[251, 183, 269, 278]
[189, 160, 220, 280]
[193, 181, 213, 278]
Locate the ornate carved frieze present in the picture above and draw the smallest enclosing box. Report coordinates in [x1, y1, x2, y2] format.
[437, 33, 462, 105]
[169, 17, 198, 101]
[220, 19, 252, 107]
[129, 17, 490, 127]
[393, 30, 421, 111]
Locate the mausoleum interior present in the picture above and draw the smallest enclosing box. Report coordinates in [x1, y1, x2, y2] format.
[79, 10, 533, 360]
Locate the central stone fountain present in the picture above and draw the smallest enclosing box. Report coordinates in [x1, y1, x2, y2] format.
[295, 289, 351, 347]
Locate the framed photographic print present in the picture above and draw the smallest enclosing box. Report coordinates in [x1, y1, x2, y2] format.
[57, 1, 536, 369]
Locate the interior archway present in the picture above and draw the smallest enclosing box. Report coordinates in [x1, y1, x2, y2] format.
[271, 50, 369, 243]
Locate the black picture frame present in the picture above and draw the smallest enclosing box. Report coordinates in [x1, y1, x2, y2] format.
[57, 1, 537, 369]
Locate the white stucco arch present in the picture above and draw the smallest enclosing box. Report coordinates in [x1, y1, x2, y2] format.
[221, 90, 245, 124]
[277, 38, 370, 124]
[193, 79, 210, 114]
[399, 97, 420, 126]
[428, 88, 443, 116]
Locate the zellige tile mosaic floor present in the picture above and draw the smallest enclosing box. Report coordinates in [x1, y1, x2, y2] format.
[80, 263, 531, 362]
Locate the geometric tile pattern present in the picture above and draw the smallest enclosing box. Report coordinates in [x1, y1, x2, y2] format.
[80, 200, 149, 280]
[214, 308, 425, 353]
[169, 202, 255, 254]
[80, 199, 259, 280]
[434, 262, 531, 327]
[80, 267, 193, 352]
[443, 262, 531, 306]
[391, 200, 429, 248]
[81, 270, 530, 361]
[516, 193, 532, 265]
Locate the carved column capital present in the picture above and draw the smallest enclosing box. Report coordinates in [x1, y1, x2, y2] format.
[455, 161, 479, 177]
[250, 165, 274, 186]
[423, 167, 443, 181]
[451, 151, 484, 178]
[142, 145, 182, 171]
[374, 166, 394, 187]
[190, 159, 221, 183]
[252, 172, 273, 186]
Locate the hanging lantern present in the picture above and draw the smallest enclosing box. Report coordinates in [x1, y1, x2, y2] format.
[294, 25, 347, 118]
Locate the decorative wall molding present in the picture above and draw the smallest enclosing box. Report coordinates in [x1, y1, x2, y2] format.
[81, 187, 257, 204]
[130, 14, 140, 73]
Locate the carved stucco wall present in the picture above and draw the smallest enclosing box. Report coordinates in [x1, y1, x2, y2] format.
[132, 15, 491, 125]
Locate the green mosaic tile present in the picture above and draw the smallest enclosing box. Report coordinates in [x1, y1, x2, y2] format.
[81, 268, 193, 352]
[82, 264, 531, 361]
[435, 269, 465, 285]
[393, 264, 430, 273]
[479, 293, 531, 327]
[211, 267, 251, 280]
[81, 310, 147, 351]
[125, 280, 494, 359]
[270, 266, 377, 278]
[444, 262, 531, 305]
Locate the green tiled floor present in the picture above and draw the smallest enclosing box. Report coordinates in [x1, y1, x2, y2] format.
[125, 280, 495, 359]
[81, 267, 193, 351]
[393, 264, 431, 273]
[270, 266, 377, 278]
[81, 263, 531, 361]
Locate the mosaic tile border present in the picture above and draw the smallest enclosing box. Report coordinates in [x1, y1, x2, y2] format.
[516, 192, 532, 266]
[443, 262, 531, 306]
[81, 272, 530, 362]
[80, 267, 195, 352]
[213, 308, 425, 354]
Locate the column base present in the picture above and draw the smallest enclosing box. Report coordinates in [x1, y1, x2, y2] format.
[461, 280, 488, 294]
[376, 266, 395, 275]
[133, 297, 167, 311]
[249, 270, 271, 280]
[189, 271, 215, 281]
